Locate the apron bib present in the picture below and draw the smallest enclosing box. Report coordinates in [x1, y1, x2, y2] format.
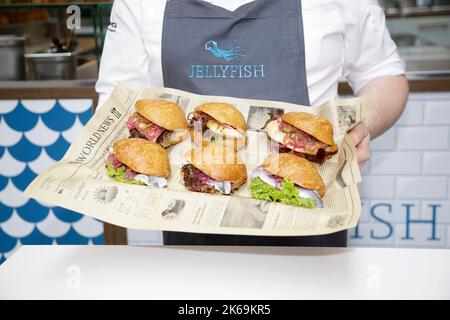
[161, 0, 346, 246]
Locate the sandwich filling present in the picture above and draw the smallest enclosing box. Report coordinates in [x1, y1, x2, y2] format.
[188, 111, 244, 142]
[249, 167, 323, 208]
[181, 164, 234, 195]
[127, 112, 176, 148]
[266, 118, 336, 163]
[106, 153, 168, 188]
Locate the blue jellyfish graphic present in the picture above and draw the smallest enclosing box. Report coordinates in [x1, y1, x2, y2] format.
[204, 40, 246, 61]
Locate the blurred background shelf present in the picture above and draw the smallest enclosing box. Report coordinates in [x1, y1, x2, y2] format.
[0, 0, 112, 79]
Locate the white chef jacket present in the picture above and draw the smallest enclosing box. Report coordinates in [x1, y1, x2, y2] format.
[96, 0, 405, 108]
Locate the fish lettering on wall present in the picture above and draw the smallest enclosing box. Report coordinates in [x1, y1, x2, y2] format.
[0, 99, 104, 264]
[349, 201, 448, 248]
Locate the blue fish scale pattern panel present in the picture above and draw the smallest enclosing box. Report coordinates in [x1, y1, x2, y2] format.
[0, 99, 104, 264]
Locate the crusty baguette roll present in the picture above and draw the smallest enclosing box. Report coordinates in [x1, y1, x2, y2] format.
[113, 138, 170, 178]
[196, 102, 247, 132]
[184, 144, 247, 187]
[281, 112, 336, 147]
[135, 99, 188, 131]
[262, 153, 325, 197]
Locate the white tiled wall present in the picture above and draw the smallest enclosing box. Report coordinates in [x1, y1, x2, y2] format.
[349, 92, 450, 248]
[127, 92, 450, 248]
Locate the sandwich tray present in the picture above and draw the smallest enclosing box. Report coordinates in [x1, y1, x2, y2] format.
[25, 83, 365, 236]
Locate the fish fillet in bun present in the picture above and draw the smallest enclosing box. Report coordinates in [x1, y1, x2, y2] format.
[188, 102, 247, 150]
[250, 153, 325, 208]
[127, 99, 188, 148]
[106, 138, 170, 187]
[266, 112, 338, 164]
[181, 144, 247, 195]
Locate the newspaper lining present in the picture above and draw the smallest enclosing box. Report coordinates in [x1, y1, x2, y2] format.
[24, 83, 365, 236]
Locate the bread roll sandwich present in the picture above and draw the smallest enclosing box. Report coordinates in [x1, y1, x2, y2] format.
[127, 99, 188, 148]
[250, 153, 325, 208]
[106, 138, 170, 187]
[181, 144, 247, 195]
[266, 112, 338, 163]
[187, 102, 247, 150]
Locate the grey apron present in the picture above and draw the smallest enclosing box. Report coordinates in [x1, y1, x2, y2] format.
[161, 0, 347, 246]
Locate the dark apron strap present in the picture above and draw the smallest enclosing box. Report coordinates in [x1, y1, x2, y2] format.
[161, 0, 346, 246]
[163, 230, 347, 246]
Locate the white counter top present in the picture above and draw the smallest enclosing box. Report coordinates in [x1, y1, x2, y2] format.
[0, 245, 449, 300]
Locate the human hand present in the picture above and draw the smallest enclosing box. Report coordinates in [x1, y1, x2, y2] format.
[347, 122, 371, 167]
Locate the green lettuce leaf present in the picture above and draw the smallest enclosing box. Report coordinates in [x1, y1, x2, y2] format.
[249, 177, 317, 208]
[106, 164, 145, 185]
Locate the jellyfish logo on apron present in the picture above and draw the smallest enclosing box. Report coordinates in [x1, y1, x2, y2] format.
[204, 40, 246, 61]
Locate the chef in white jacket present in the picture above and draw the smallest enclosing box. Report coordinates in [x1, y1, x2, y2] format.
[96, 0, 409, 246]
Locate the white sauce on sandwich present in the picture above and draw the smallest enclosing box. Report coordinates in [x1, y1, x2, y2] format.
[206, 120, 244, 139]
[134, 174, 168, 188]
